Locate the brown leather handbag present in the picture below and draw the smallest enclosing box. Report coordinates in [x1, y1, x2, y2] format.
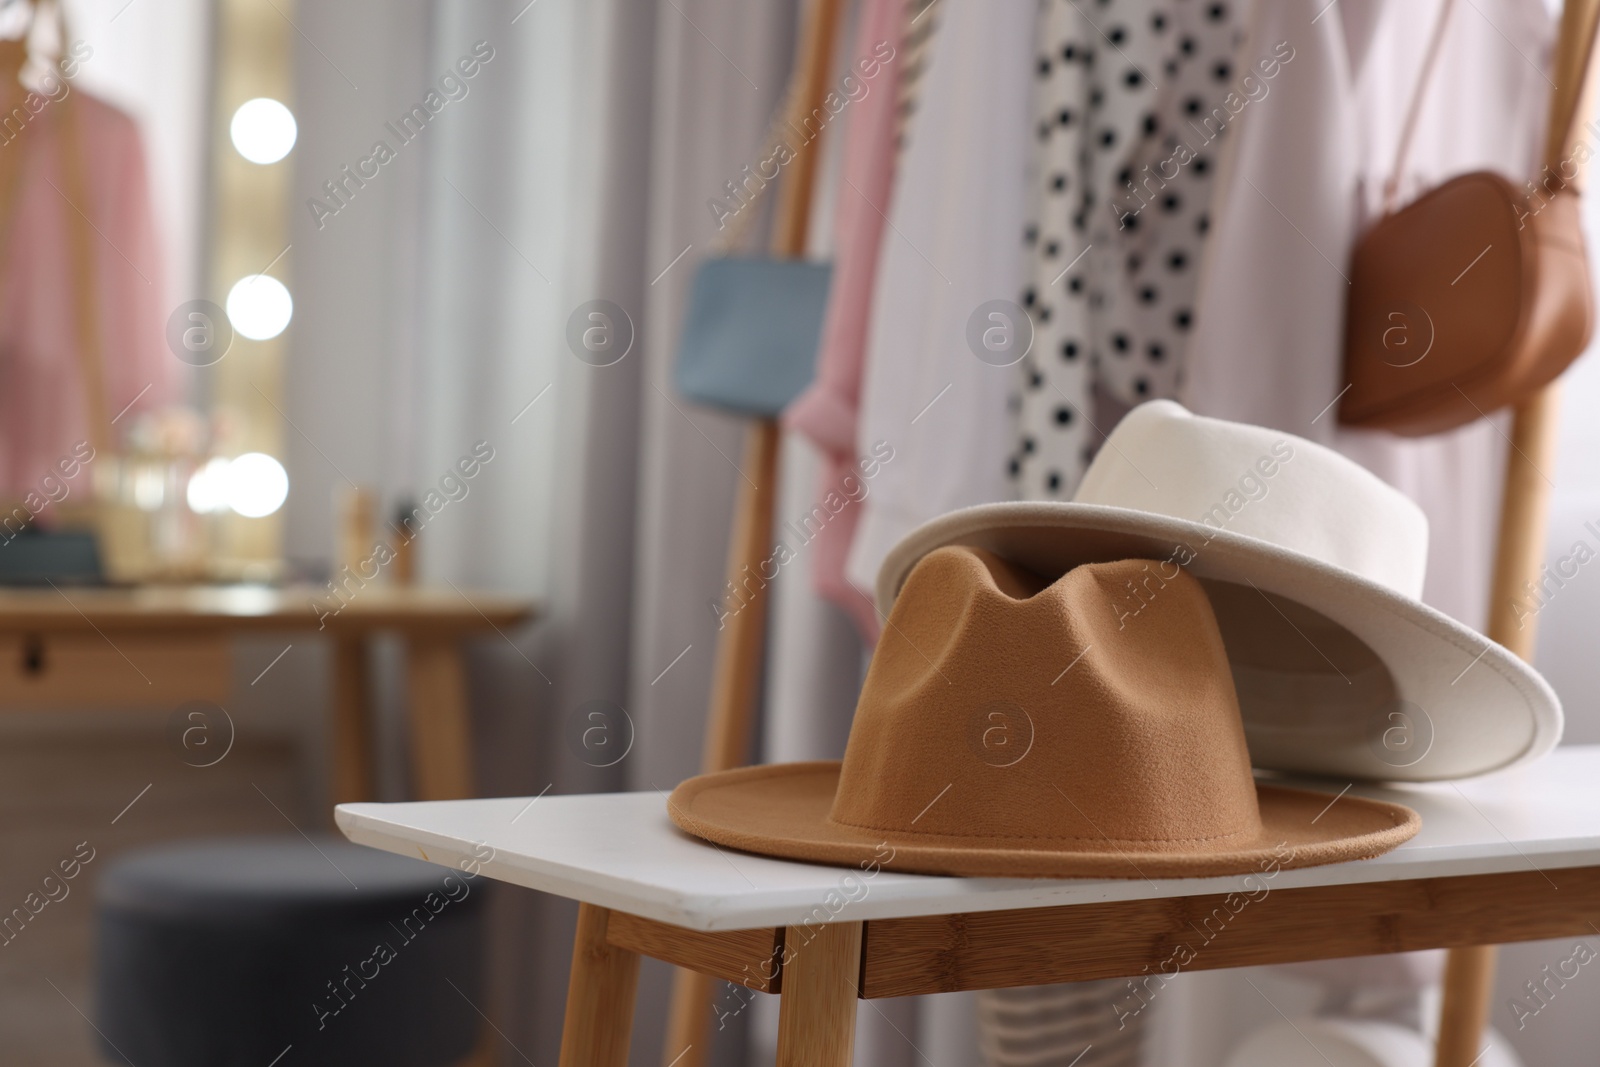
[1340, 0, 1600, 436]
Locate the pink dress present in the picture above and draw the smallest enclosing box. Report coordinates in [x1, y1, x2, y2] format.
[0, 87, 173, 499]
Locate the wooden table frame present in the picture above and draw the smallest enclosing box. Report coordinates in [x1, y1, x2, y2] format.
[0, 585, 535, 805]
[558, 865, 1600, 1066]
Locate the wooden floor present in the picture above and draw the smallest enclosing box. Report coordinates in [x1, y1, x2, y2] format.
[0, 720, 302, 1067]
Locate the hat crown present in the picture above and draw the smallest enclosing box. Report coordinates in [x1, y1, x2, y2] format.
[829, 547, 1264, 852]
[1074, 401, 1429, 598]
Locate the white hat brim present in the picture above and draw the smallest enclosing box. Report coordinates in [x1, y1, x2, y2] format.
[877, 502, 1561, 782]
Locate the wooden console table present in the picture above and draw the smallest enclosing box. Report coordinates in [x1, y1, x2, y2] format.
[0, 584, 535, 803]
[337, 745, 1600, 1065]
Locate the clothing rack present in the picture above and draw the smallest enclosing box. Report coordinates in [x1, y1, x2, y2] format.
[1434, 1, 1600, 1063]
[659, 1, 848, 1064]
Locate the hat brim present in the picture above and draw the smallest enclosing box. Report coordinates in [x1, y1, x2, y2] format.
[668, 762, 1420, 879]
[875, 503, 1561, 782]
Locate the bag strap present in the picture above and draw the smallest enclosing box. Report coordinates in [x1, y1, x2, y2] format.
[1385, 0, 1600, 210]
[710, 0, 846, 257]
[1382, 0, 1458, 214]
[709, 83, 799, 255]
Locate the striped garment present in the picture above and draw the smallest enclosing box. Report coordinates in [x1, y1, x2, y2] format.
[977, 982, 1145, 1066]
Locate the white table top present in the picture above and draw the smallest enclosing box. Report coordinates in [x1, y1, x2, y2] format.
[336, 745, 1600, 932]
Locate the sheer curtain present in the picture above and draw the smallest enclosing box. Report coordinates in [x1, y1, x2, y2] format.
[393, 0, 797, 1062]
[404, 1, 969, 1060]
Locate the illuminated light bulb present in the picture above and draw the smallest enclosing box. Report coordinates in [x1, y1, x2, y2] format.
[226, 275, 293, 341]
[230, 98, 297, 164]
[225, 453, 289, 518]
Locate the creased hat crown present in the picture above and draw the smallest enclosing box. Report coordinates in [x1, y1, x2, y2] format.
[829, 546, 1264, 853]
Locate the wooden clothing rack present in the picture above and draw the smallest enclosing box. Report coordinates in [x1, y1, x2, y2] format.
[660, 0, 848, 1064]
[1434, 1, 1600, 1064]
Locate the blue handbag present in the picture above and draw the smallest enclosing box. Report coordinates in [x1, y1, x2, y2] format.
[673, 255, 834, 418]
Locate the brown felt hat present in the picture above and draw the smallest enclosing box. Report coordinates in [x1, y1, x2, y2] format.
[668, 547, 1420, 878]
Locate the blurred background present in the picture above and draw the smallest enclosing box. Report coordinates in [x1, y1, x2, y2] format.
[2, 0, 1599, 1065]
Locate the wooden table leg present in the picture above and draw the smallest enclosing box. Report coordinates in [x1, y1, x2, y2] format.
[776, 921, 862, 1067]
[329, 635, 375, 810]
[559, 904, 642, 1067]
[452, 1032, 497, 1067]
[662, 968, 715, 1067]
[1435, 944, 1498, 1067]
[407, 635, 474, 800]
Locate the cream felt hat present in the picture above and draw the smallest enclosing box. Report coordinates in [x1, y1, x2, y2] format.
[878, 401, 1561, 782]
[669, 549, 1419, 878]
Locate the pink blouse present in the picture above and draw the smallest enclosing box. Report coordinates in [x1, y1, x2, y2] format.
[782, 0, 907, 641]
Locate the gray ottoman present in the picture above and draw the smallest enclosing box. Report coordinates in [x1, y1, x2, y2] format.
[94, 836, 486, 1066]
